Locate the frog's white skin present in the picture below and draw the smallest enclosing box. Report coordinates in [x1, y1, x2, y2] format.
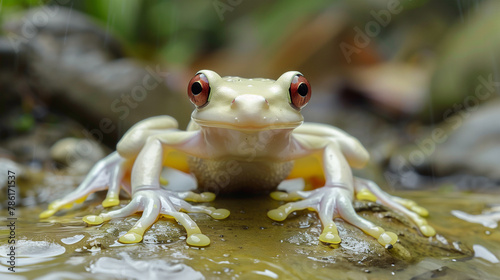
[40, 70, 436, 247]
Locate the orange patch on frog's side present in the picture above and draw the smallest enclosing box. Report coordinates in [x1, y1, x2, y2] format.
[288, 154, 325, 190]
[163, 150, 191, 173]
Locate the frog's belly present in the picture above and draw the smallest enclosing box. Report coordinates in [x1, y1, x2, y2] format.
[187, 157, 293, 194]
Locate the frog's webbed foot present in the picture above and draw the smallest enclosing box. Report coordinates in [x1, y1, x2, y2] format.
[269, 187, 398, 248]
[40, 152, 129, 219]
[353, 177, 436, 237]
[83, 188, 229, 246]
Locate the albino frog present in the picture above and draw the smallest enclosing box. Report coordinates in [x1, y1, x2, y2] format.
[40, 70, 435, 247]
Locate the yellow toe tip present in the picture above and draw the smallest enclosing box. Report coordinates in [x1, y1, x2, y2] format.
[47, 200, 61, 210]
[319, 232, 341, 244]
[356, 190, 377, 202]
[267, 209, 286, 221]
[411, 205, 429, 217]
[378, 232, 398, 247]
[200, 192, 216, 202]
[61, 203, 74, 209]
[39, 209, 56, 219]
[420, 225, 436, 237]
[187, 233, 210, 247]
[83, 215, 104, 225]
[211, 209, 230, 219]
[270, 192, 288, 201]
[159, 177, 169, 186]
[119, 232, 143, 244]
[74, 195, 88, 204]
[102, 198, 120, 208]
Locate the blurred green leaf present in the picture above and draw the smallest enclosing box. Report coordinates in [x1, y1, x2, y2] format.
[254, 0, 333, 46]
[12, 113, 35, 132]
[83, 0, 141, 42]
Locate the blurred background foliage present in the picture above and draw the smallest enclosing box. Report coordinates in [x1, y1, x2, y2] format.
[0, 0, 499, 186]
[2, 0, 497, 108]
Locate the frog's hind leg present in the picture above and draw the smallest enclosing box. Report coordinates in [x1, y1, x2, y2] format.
[40, 152, 127, 218]
[353, 177, 436, 237]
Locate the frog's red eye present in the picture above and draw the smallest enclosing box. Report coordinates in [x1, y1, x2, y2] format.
[289, 74, 311, 109]
[188, 73, 211, 107]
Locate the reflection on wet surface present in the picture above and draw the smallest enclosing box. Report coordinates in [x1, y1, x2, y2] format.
[0, 190, 499, 279]
[452, 207, 500, 229]
[90, 252, 204, 280]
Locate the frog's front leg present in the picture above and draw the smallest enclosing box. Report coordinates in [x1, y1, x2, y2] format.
[84, 131, 229, 246]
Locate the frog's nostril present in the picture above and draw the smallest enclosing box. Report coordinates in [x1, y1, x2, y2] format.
[231, 94, 269, 109]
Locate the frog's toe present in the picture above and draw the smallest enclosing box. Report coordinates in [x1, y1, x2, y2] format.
[39, 198, 83, 219]
[391, 196, 429, 217]
[335, 224, 397, 248]
[270, 191, 289, 201]
[85, 196, 141, 227]
[270, 190, 311, 202]
[267, 208, 287, 221]
[356, 188, 377, 202]
[117, 195, 161, 244]
[83, 215, 105, 225]
[39, 209, 57, 219]
[210, 208, 230, 219]
[119, 231, 143, 244]
[354, 177, 436, 237]
[267, 199, 316, 221]
[159, 176, 169, 186]
[182, 204, 230, 220]
[420, 224, 436, 236]
[319, 223, 341, 244]
[47, 199, 62, 210]
[187, 233, 210, 247]
[167, 211, 211, 247]
[338, 197, 399, 247]
[377, 231, 398, 248]
[385, 201, 435, 236]
[410, 205, 429, 217]
[179, 191, 216, 202]
[200, 192, 216, 202]
[102, 194, 120, 208]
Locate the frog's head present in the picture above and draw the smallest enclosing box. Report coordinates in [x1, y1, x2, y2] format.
[188, 70, 311, 130]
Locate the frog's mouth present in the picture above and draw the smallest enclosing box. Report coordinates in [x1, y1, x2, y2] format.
[192, 118, 303, 131]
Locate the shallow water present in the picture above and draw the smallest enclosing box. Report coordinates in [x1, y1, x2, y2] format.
[0, 190, 499, 280]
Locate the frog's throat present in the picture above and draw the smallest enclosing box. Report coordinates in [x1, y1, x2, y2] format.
[192, 119, 303, 131]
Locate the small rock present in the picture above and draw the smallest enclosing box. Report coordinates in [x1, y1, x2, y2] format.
[50, 137, 105, 174]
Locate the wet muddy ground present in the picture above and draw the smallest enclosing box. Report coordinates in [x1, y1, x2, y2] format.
[1, 190, 499, 280]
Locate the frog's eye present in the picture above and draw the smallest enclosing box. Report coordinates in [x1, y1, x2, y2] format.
[289, 74, 311, 109]
[188, 73, 211, 107]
